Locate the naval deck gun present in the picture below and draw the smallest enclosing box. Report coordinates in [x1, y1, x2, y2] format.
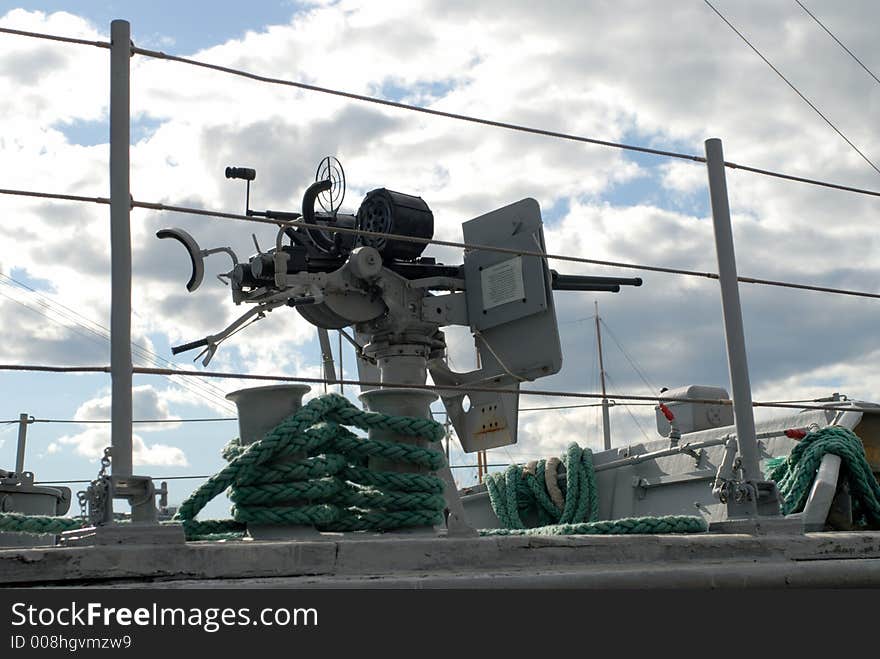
[157, 157, 642, 453]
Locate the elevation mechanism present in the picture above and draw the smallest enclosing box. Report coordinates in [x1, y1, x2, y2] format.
[157, 157, 642, 451]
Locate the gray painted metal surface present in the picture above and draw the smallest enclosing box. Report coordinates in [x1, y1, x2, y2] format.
[14, 414, 29, 475]
[595, 302, 612, 450]
[0, 477, 70, 548]
[460, 406, 851, 529]
[796, 453, 843, 531]
[705, 138, 761, 482]
[110, 19, 133, 479]
[226, 385, 315, 540]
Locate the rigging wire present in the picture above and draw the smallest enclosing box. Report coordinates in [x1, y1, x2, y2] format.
[2, 24, 880, 432]
[599, 317, 659, 395]
[0, 417, 236, 424]
[130, 197, 880, 300]
[0, 274, 235, 411]
[33, 463, 503, 485]
[560, 314, 596, 325]
[0, 271, 234, 402]
[129, 44, 880, 198]
[1, 402, 652, 422]
[591, 324, 600, 446]
[0, 363, 877, 414]
[795, 0, 880, 87]
[4, 186, 878, 301]
[0, 26, 109, 49]
[524, 402, 613, 411]
[2, 26, 880, 198]
[129, 46, 705, 165]
[604, 371, 652, 443]
[703, 0, 880, 177]
[0, 287, 115, 355]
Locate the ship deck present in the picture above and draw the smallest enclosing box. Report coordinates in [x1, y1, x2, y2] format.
[3, 530, 880, 588]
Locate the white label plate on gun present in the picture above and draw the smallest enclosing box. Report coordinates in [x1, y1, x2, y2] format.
[481, 257, 525, 310]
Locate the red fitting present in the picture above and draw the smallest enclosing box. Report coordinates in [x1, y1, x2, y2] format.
[659, 403, 675, 422]
[784, 428, 807, 440]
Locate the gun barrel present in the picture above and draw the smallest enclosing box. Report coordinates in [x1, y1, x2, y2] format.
[550, 271, 642, 292]
[248, 209, 302, 221]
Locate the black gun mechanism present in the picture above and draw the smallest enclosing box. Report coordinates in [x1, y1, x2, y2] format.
[157, 156, 642, 371]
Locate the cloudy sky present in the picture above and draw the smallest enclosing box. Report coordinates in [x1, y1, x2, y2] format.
[1, 0, 879, 519]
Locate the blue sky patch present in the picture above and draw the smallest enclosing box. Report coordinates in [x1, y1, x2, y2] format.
[598, 130, 711, 216]
[375, 77, 459, 104]
[9, 266, 57, 293]
[8, 1, 308, 52]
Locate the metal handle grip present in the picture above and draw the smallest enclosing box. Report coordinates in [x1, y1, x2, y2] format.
[171, 337, 209, 355]
[225, 167, 256, 181]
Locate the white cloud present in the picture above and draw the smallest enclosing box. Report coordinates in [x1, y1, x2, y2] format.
[2, 1, 880, 473]
[54, 385, 189, 466]
[56, 426, 188, 467]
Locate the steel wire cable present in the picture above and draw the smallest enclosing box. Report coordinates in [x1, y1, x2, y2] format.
[0, 270, 234, 399]
[4, 24, 880, 198]
[33, 462, 503, 485]
[0, 273, 235, 393]
[0, 417, 236, 424]
[0, 26, 110, 49]
[599, 318, 659, 395]
[129, 198, 880, 300]
[3, 28, 879, 427]
[0, 363, 874, 415]
[129, 46, 705, 165]
[703, 0, 880, 177]
[603, 371, 651, 443]
[129, 44, 880, 199]
[0, 287, 115, 355]
[4, 186, 877, 300]
[0, 275, 236, 411]
[795, 0, 880, 88]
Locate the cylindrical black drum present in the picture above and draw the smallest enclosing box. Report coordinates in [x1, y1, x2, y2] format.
[355, 188, 434, 261]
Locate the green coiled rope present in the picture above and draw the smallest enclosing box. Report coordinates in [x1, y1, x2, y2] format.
[0, 512, 84, 535]
[766, 425, 880, 527]
[175, 393, 448, 539]
[0, 395, 719, 540]
[480, 442, 708, 536]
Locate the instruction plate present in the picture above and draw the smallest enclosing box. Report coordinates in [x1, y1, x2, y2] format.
[480, 257, 525, 310]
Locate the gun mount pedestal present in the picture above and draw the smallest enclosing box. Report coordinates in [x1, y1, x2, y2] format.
[359, 388, 440, 535]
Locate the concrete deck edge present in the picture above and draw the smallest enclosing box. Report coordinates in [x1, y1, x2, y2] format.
[1, 531, 879, 586]
[86, 557, 880, 589]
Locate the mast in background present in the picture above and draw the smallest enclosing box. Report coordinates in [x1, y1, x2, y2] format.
[595, 301, 612, 450]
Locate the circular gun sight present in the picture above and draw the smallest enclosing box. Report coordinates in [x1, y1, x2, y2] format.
[225, 166, 256, 181]
[315, 156, 345, 215]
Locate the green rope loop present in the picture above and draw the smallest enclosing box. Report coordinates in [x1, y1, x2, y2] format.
[175, 393, 447, 534]
[481, 515, 709, 536]
[767, 425, 880, 527]
[8, 422, 877, 540]
[0, 513, 84, 535]
[484, 442, 703, 535]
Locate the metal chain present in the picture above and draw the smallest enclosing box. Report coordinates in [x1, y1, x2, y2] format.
[74, 447, 113, 526]
[97, 447, 111, 478]
[76, 490, 87, 520]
